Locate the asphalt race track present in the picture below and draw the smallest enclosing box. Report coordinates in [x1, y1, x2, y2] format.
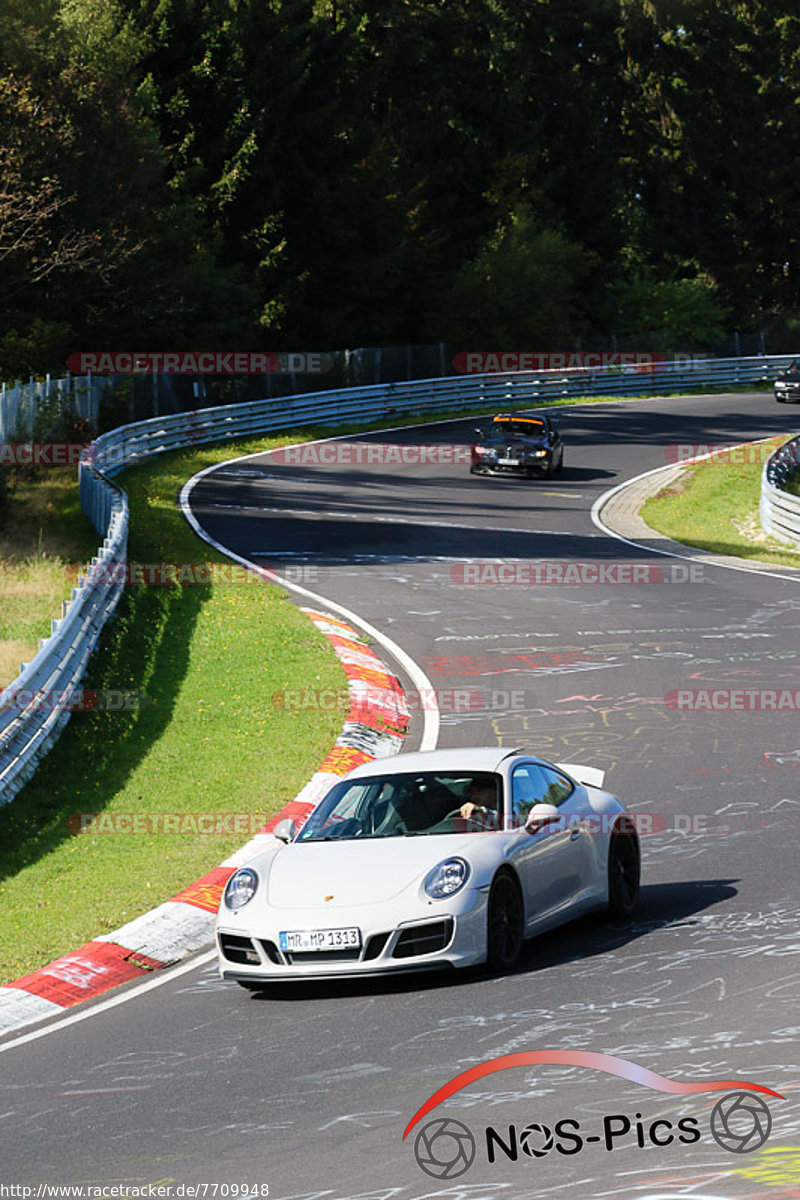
[3, 391, 799, 1200]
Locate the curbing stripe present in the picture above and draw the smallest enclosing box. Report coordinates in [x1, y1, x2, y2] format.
[170, 866, 238, 913]
[333, 722, 406, 758]
[0, 988, 64, 1036]
[94, 900, 219, 961]
[316, 745, 374, 776]
[0, 610, 407, 1036]
[8, 941, 172, 1008]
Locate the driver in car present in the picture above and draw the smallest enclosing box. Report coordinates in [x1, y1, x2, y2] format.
[395, 776, 499, 832]
[459, 777, 501, 829]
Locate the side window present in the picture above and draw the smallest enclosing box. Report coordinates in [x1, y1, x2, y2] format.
[511, 765, 573, 820]
[540, 767, 572, 806]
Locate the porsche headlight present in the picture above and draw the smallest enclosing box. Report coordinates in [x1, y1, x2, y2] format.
[224, 867, 259, 910]
[530, 449, 547, 457]
[474, 445, 494, 457]
[424, 857, 470, 899]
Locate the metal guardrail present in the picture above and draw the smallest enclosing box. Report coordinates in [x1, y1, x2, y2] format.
[1, 353, 797, 805]
[760, 434, 800, 547]
[0, 479, 127, 803]
[82, 354, 796, 481]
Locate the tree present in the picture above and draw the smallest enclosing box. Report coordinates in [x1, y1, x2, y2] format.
[0, 0, 258, 376]
[436, 206, 595, 346]
[602, 270, 730, 350]
[615, 0, 800, 322]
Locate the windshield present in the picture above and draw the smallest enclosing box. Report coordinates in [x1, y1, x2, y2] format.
[296, 771, 503, 841]
[493, 420, 545, 438]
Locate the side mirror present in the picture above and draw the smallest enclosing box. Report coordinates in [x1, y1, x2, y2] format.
[273, 818, 297, 843]
[474, 428, 485, 439]
[524, 803, 561, 832]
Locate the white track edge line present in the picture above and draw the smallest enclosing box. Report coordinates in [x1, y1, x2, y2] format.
[179, 450, 440, 752]
[0, 950, 217, 1054]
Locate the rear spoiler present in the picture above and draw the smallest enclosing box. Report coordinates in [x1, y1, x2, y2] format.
[556, 762, 606, 789]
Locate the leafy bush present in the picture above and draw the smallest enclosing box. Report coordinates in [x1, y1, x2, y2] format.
[602, 272, 731, 350]
[436, 207, 595, 346]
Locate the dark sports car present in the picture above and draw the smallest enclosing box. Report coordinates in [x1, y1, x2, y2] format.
[470, 413, 564, 478]
[774, 360, 800, 403]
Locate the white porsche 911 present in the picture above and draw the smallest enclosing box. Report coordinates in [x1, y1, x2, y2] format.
[215, 747, 640, 987]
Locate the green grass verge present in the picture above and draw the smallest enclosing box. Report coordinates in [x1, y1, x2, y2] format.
[641, 435, 800, 568]
[0, 441, 348, 981]
[0, 467, 100, 688]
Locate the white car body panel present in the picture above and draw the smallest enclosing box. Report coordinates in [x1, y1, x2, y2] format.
[215, 747, 636, 985]
[556, 762, 606, 789]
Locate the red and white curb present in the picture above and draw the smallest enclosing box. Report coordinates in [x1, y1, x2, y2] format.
[0, 610, 408, 1036]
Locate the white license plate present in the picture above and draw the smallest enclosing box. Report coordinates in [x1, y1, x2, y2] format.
[279, 927, 361, 953]
[498, 457, 520, 466]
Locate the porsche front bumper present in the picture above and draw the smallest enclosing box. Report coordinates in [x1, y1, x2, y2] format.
[216, 890, 488, 981]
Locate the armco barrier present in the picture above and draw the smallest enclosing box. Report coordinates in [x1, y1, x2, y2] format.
[760, 434, 800, 547]
[0, 478, 127, 804]
[0, 354, 797, 805]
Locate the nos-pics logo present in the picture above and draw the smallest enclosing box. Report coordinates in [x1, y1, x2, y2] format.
[403, 1050, 783, 1180]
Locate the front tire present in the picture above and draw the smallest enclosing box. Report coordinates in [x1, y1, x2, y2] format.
[487, 870, 525, 970]
[607, 823, 640, 919]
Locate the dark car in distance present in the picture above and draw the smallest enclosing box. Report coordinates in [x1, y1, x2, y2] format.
[470, 414, 564, 479]
[774, 360, 800, 403]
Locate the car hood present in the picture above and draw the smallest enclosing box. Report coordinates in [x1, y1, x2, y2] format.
[265, 835, 479, 909]
[482, 435, 547, 449]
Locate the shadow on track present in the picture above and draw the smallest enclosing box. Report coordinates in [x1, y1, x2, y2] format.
[241, 878, 738, 1004]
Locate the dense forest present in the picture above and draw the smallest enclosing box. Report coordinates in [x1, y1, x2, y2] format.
[1, 0, 798, 376]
